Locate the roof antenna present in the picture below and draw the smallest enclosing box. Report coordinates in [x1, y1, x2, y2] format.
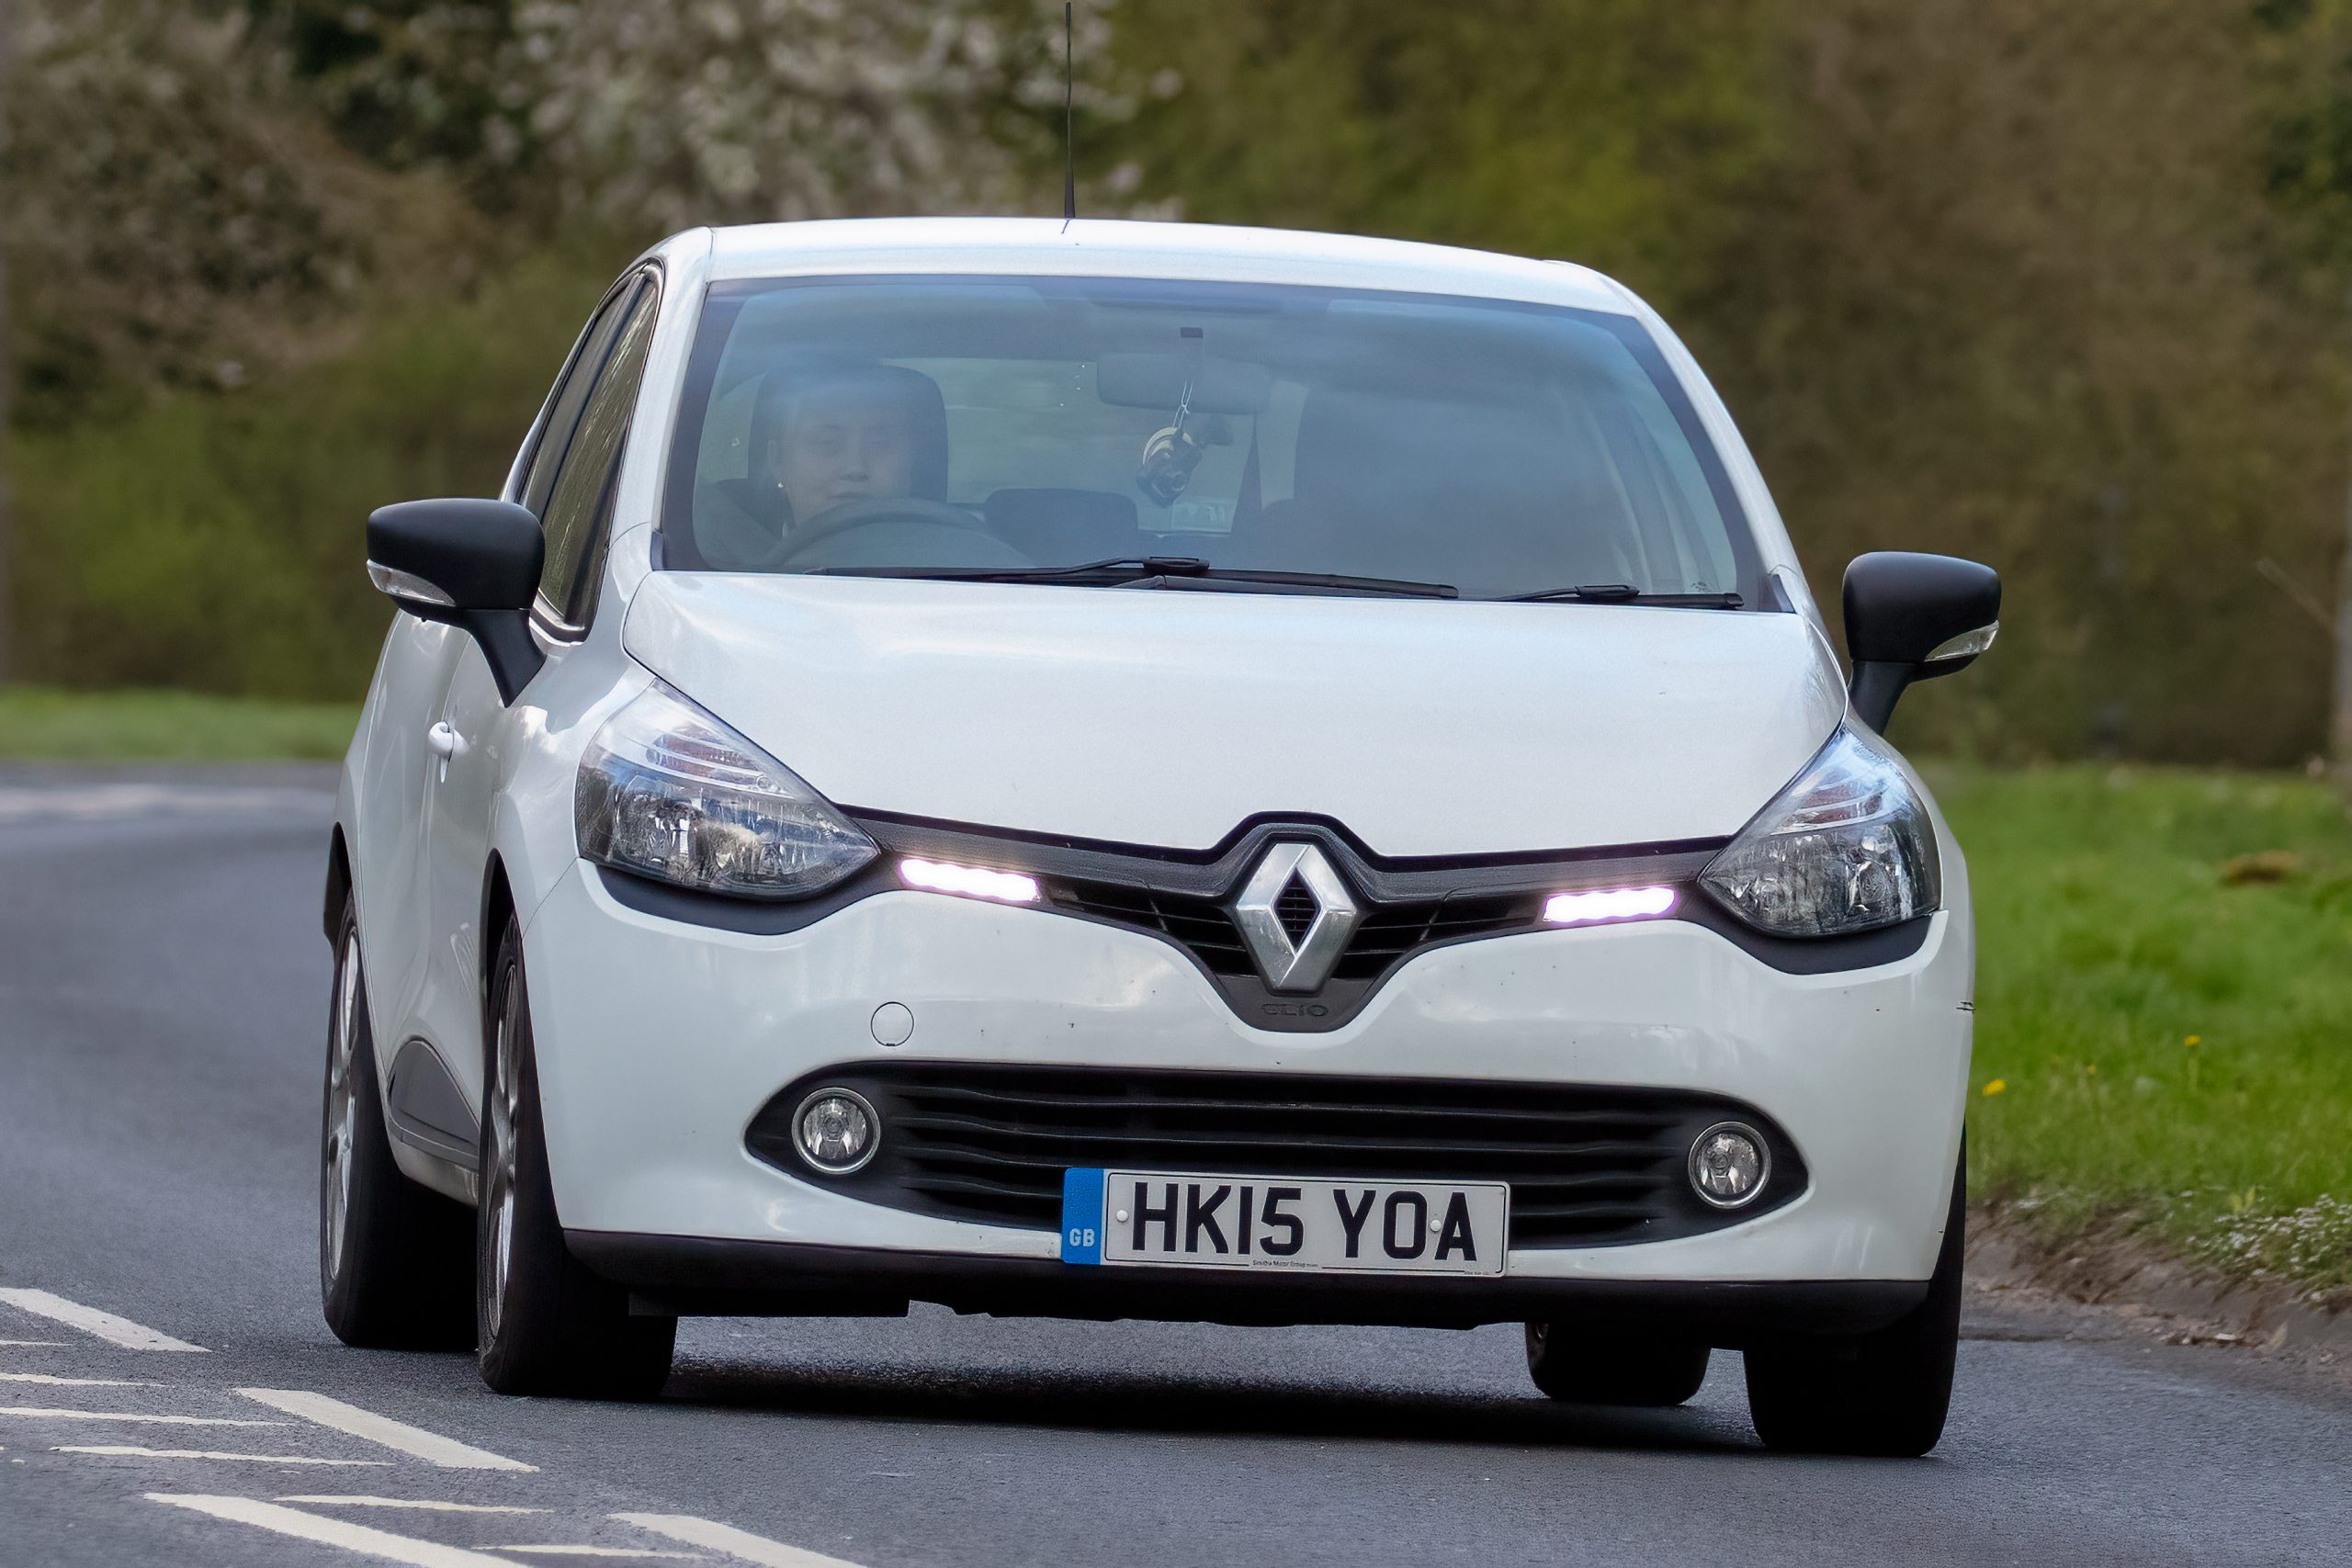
[1061, 4, 1077, 231]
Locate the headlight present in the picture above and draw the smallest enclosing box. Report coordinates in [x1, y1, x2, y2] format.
[575, 681, 877, 899]
[1698, 728, 1939, 938]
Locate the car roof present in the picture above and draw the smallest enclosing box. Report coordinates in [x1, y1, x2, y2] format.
[697, 218, 1635, 315]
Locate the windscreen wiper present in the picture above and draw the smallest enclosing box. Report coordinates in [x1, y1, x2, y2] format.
[1503, 582, 1745, 607]
[812, 557, 1460, 599]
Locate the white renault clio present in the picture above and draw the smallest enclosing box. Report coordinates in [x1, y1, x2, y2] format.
[323, 219, 1998, 1456]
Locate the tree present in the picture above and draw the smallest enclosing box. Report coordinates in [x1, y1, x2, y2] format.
[0, 0, 14, 685]
[2256, 0, 2352, 790]
[1099, 0, 2347, 764]
[267, 0, 1100, 232]
[1095, 0, 1780, 308]
[1702, 0, 2343, 764]
[1, 0, 473, 425]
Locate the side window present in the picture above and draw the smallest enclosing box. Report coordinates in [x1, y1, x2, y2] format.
[518, 288, 633, 520]
[538, 280, 661, 626]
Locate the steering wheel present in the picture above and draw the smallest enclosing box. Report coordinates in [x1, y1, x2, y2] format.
[763, 495, 997, 569]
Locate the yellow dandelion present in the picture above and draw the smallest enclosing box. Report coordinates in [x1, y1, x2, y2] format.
[2086, 1062, 2098, 1076]
[1982, 1078, 2007, 1096]
[2184, 1034, 2201, 1048]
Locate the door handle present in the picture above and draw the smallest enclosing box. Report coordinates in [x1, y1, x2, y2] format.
[425, 722, 467, 760]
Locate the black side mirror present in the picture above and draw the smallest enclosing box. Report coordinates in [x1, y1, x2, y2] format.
[1842, 551, 2001, 732]
[367, 499, 547, 704]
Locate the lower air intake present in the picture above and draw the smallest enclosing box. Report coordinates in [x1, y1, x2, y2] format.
[747, 1064, 1804, 1249]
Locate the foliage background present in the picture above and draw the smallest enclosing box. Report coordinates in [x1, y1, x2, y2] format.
[10, 0, 2352, 766]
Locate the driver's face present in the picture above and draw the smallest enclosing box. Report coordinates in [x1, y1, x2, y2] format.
[775, 389, 917, 524]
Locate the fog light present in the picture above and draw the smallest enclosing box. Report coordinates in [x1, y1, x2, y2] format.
[1688, 1122, 1769, 1209]
[794, 1089, 879, 1175]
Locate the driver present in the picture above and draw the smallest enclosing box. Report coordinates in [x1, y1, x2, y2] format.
[762, 365, 923, 524]
[697, 359, 951, 566]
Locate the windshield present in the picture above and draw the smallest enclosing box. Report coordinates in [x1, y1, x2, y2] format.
[660, 276, 1759, 603]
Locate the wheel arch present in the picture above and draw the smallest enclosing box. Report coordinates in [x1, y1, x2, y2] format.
[324, 825, 354, 943]
[480, 852, 518, 1020]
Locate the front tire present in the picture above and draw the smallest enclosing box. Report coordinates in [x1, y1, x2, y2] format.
[320, 899, 473, 1349]
[1524, 1325, 1709, 1406]
[1742, 1146, 1966, 1457]
[475, 916, 674, 1399]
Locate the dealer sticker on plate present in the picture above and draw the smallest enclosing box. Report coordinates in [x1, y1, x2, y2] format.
[1059, 1168, 1508, 1276]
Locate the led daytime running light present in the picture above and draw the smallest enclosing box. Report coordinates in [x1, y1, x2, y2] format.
[1542, 885, 1677, 926]
[899, 857, 1041, 904]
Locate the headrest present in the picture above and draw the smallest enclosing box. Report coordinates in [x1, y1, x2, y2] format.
[1291, 387, 1562, 520]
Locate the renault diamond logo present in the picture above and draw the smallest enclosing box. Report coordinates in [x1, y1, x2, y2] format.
[1231, 842, 1361, 993]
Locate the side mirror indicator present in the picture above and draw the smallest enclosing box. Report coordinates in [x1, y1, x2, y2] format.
[366, 498, 547, 704]
[1842, 552, 2001, 731]
[366, 560, 456, 609]
[1923, 622, 1999, 665]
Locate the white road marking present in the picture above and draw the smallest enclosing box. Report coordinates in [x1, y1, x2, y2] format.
[0, 1289, 207, 1351]
[492, 1551, 706, 1561]
[278, 1496, 550, 1515]
[62, 1446, 390, 1466]
[147, 1494, 522, 1565]
[0, 1371, 158, 1387]
[0, 1406, 282, 1426]
[0, 1340, 67, 1348]
[614, 1516, 867, 1568]
[236, 1388, 536, 1472]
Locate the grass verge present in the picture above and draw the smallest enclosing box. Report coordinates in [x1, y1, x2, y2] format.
[1939, 762, 2352, 1303]
[0, 685, 358, 761]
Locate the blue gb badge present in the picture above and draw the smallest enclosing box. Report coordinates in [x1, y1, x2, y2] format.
[1059, 1168, 1105, 1265]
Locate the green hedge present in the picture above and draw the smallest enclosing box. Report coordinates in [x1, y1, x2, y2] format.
[11, 251, 615, 700]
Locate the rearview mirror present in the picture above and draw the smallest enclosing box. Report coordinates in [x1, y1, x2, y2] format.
[367, 498, 546, 704]
[1095, 353, 1272, 415]
[1842, 552, 2000, 732]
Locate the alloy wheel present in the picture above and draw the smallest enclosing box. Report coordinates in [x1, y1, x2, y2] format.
[482, 969, 525, 1343]
[321, 930, 362, 1291]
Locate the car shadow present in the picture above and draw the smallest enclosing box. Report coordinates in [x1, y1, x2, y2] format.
[658, 1354, 1762, 1457]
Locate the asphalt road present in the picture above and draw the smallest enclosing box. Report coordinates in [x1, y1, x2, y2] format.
[3, 763, 2348, 1568]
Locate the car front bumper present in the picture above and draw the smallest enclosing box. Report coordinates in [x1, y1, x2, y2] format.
[523, 861, 1973, 1307]
[565, 1233, 1931, 1338]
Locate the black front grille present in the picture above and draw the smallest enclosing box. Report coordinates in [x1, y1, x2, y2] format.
[1273, 880, 1318, 945]
[1057, 883, 1256, 974]
[1054, 881, 1542, 982]
[749, 1064, 1804, 1249]
[1340, 892, 1543, 979]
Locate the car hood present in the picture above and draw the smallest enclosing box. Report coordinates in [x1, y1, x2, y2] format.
[621, 574, 1849, 857]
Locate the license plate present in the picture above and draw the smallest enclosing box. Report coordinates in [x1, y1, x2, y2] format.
[1059, 1168, 1508, 1276]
